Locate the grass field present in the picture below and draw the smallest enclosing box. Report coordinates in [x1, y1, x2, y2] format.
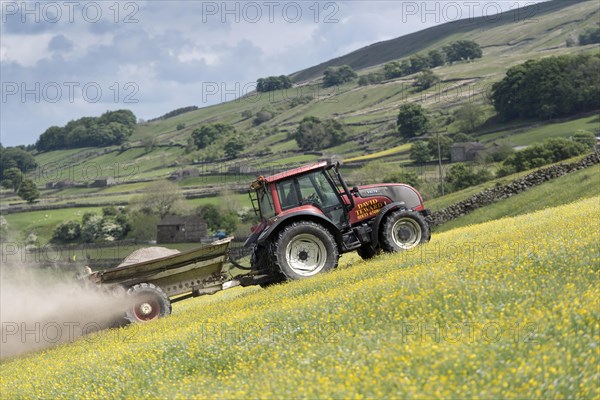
[1, 196, 598, 398]
[3, 207, 102, 243]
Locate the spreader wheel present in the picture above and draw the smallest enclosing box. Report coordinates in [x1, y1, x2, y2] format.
[125, 283, 171, 323]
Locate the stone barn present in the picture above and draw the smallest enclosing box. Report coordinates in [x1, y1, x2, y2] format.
[157, 215, 208, 243]
[450, 142, 486, 163]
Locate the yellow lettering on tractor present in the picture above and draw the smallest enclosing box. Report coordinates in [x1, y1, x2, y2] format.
[356, 201, 384, 219]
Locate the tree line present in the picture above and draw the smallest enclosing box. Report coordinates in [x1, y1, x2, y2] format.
[36, 109, 137, 151]
[360, 40, 482, 86]
[491, 53, 600, 121]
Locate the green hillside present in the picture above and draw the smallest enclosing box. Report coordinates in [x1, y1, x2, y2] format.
[291, 0, 596, 82]
[2, 0, 599, 243]
[2, 196, 598, 398]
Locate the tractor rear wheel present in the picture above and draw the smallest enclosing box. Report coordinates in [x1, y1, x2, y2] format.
[274, 221, 339, 280]
[125, 283, 171, 323]
[381, 210, 430, 252]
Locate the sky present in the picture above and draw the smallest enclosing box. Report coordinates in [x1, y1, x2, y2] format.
[0, 0, 550, 147]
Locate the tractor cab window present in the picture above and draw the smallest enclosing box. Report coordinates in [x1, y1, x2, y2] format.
[257, 187, 275, 219]
[277, 180, 298, 210]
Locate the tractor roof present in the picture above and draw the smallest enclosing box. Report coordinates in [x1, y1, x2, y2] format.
[251, 161, 330, 188]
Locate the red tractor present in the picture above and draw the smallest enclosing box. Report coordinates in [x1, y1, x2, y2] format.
[244, 160, 431, 283]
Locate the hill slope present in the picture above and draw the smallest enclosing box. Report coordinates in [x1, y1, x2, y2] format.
[2, 0, 599, 242]
[291, 0, 593, 82]
[1, 196, 598, 398]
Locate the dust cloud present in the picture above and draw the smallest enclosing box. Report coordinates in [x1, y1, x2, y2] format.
[0, 264, 127, 360]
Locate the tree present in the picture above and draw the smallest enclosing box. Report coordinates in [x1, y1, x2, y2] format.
[256, 75, 293, 92]
[358, 72, 385, 86]
[81, 214, 103, 243]
[579, 25, 600, 45]
[428, 49, 446, 67]
[427, 135, 453, 160]
[572, 130, 596, 150]
[224, 140, 244, 159]
[410, 141, 431, 164]
[445, 163, 492, 192]
[196, 204, 221, 232]
[294, 117, 347, 151]
[141, 133, 157, 153]
[132, 181, 185, 218]
[127, 210, 159, 242]
[323, 65, 357, 87]
[192, 123, 236, 149]
[408, 54, 430, 73]
[486, 141, 515, 162]
[195, 204, 238, 234]
[384, 62, 404, 80]
[52, 221, 81, 243]
[17, 179, 39, 203]
[0, 167, 39, 203]
[0, 147, 37, 178]
[454, 103, 485, 133]
[396, 103, 429, 139]
[219, 212, 239, 235]
[1, 168, 25, 192]
[176, 123, 186, 131]
[443, 40, 482, 63]
[253, 109, 274, 126]
[414, 70, 440, 91]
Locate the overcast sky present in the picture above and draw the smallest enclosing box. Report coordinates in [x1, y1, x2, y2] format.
[0, 0, 549, 147]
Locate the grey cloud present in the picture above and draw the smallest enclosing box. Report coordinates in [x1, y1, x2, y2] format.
[48, 34, 74, 52]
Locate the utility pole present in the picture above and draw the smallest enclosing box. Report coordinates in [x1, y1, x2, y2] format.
[437, 131, 445, 196]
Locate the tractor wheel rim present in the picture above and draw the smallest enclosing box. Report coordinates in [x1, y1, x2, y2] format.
[133, 299, 160, 321]
[285, 233, 327, 276]
[392, 218, 422, 250]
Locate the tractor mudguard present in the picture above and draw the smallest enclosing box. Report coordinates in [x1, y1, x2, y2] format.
[243, 229, 261, 248]
[256, 210, 343, 248]
[370, 201, 406, 248]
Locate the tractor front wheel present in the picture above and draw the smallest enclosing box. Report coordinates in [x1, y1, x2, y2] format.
[274, 221, 339, 280]
[125, 283, 171, 323]
[381, 210, 430, 252]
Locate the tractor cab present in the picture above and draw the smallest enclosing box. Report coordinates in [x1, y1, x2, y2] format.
[249, 161, 352, 229]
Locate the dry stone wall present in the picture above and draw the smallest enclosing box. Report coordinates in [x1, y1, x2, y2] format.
[429, 151, 600, 227]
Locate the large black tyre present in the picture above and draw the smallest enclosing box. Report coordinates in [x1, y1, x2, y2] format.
[381, 210, 430, 252]
[357, 245, 380, 260]
[125, 283, 171, 323]
[274, 221, 339, 280]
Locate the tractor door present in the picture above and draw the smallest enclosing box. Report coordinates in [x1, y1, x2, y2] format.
[296, 171, 348, 228]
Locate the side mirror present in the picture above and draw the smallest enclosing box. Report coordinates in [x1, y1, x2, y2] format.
[352, 186, 360, 197]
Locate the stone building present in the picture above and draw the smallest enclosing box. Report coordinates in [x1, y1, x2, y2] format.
[157, 215, 208, 243]
[450, 142, 486, 163]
